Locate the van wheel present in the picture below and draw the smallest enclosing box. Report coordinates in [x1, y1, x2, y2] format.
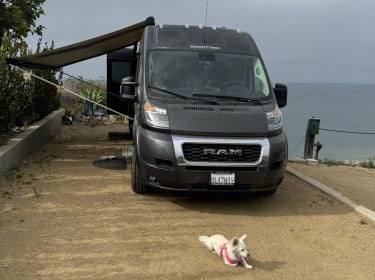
[131, 151, 148, 193]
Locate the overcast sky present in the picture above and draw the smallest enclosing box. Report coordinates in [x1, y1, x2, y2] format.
[26, 0, 375, 83]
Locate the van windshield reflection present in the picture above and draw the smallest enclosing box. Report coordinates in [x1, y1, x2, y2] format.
[148, 50, 271, 102]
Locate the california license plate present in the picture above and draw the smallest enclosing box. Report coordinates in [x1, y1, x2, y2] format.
[210, 173, 235, 186]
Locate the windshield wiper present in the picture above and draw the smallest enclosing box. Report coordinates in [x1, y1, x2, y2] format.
[149, 85, 219, 105]
[192, 93, 264, 106]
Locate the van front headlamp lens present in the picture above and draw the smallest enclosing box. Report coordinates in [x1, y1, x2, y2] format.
[266, 106, 282, 131]
[143, 101, 169, 128]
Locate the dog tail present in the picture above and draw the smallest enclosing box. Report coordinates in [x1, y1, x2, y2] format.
[199, 235, 209, 243]
[199, 235, 213, 250]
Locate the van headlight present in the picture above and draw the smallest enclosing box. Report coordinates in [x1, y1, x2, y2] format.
[266, 106, 282, 131]
[143, 101, 169, 128]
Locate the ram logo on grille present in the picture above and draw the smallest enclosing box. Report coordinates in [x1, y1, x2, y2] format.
[202, 148, 243, 156]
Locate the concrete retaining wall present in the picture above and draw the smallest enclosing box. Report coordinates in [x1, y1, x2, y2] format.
[0, 108, 65, 175]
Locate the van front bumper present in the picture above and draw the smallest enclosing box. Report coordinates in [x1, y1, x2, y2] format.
[135, 128, 287, 193]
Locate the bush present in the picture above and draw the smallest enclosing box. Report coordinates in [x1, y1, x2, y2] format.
[0, 32, 27, 133]
[359, 157, 375, 169]
[320, 157, 346, 166]
[0, 33, 59, 134]
[62, 76, 106, 119]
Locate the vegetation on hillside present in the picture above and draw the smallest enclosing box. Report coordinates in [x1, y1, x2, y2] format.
[0, 0, 59, 135]
[60, 76, 107, 119]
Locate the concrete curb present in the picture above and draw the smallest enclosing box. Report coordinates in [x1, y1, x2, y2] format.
[0, 108, 65, 175]
[287, 165, 375, 222]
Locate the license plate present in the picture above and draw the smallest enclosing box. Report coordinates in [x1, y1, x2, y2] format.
[210, 173, 235, 186]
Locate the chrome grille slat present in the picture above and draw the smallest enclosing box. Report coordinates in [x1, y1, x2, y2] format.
[172, 135, 270, 167]
[182, 144, 261, 162]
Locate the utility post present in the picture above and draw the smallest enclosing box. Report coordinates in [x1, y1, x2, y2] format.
[304, 117, 320, 159]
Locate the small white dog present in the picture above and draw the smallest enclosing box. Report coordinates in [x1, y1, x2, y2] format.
[199, 234, 253, 269]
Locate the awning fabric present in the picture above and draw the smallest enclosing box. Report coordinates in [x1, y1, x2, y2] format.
[6, 17, 155, 70]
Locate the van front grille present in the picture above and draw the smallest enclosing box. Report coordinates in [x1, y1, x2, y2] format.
[182, 144, 261, 162]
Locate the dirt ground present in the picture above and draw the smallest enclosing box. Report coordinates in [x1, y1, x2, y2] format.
[1, 121, 374, 280]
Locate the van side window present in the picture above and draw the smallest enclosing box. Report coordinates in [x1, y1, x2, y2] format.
[253, 59, 269, 96]
[112, 62, 131, 83]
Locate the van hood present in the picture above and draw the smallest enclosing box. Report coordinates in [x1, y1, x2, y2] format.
[166, 103, 268, 136]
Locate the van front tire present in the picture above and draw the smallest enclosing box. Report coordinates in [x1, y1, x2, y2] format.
[131, 151, 148, 193]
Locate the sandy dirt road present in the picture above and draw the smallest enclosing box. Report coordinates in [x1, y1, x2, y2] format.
[1, 122, 374, 280]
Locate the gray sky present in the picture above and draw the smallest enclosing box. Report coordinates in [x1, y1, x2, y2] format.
[27, 0, 375, 83]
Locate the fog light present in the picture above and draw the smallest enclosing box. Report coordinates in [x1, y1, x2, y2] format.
[148, 176, 157, 182]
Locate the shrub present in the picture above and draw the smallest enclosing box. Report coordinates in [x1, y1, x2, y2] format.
[359, 157, 375, 169]
[61, 76, 107, 118]
[0, 34, 59, 134]
[0, 32, 27, 133]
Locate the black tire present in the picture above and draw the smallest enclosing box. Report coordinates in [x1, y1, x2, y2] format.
[131, 150, 148, 193]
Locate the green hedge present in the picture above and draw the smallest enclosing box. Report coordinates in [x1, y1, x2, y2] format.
[0, 33, 59, 134]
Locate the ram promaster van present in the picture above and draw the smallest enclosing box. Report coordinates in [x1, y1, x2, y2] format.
[7, 17, 287, 195]
[107, 22, 288, 195]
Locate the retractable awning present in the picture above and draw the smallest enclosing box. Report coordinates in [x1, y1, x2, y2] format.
[6, 17, 155, 69]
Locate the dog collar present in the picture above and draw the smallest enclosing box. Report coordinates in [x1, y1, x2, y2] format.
[219, 243, 239, 265]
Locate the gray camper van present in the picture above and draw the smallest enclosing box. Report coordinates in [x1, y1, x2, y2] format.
[7, 17, 287, 195]
[109, 23, 288, 195]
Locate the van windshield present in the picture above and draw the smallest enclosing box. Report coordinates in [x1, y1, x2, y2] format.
[147, 50, 270, 102]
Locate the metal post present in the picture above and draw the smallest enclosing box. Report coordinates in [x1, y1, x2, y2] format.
[304, 131, 315, 159]
[304, 117, 320, 159]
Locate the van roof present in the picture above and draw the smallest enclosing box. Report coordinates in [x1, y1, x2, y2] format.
[146, 25, 260, 55]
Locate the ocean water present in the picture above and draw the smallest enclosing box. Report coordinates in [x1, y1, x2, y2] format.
[282, 83, 375, 161]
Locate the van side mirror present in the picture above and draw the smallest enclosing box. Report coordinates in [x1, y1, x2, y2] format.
[274, 83, 287, 108]
[120, 76, 138, 102]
